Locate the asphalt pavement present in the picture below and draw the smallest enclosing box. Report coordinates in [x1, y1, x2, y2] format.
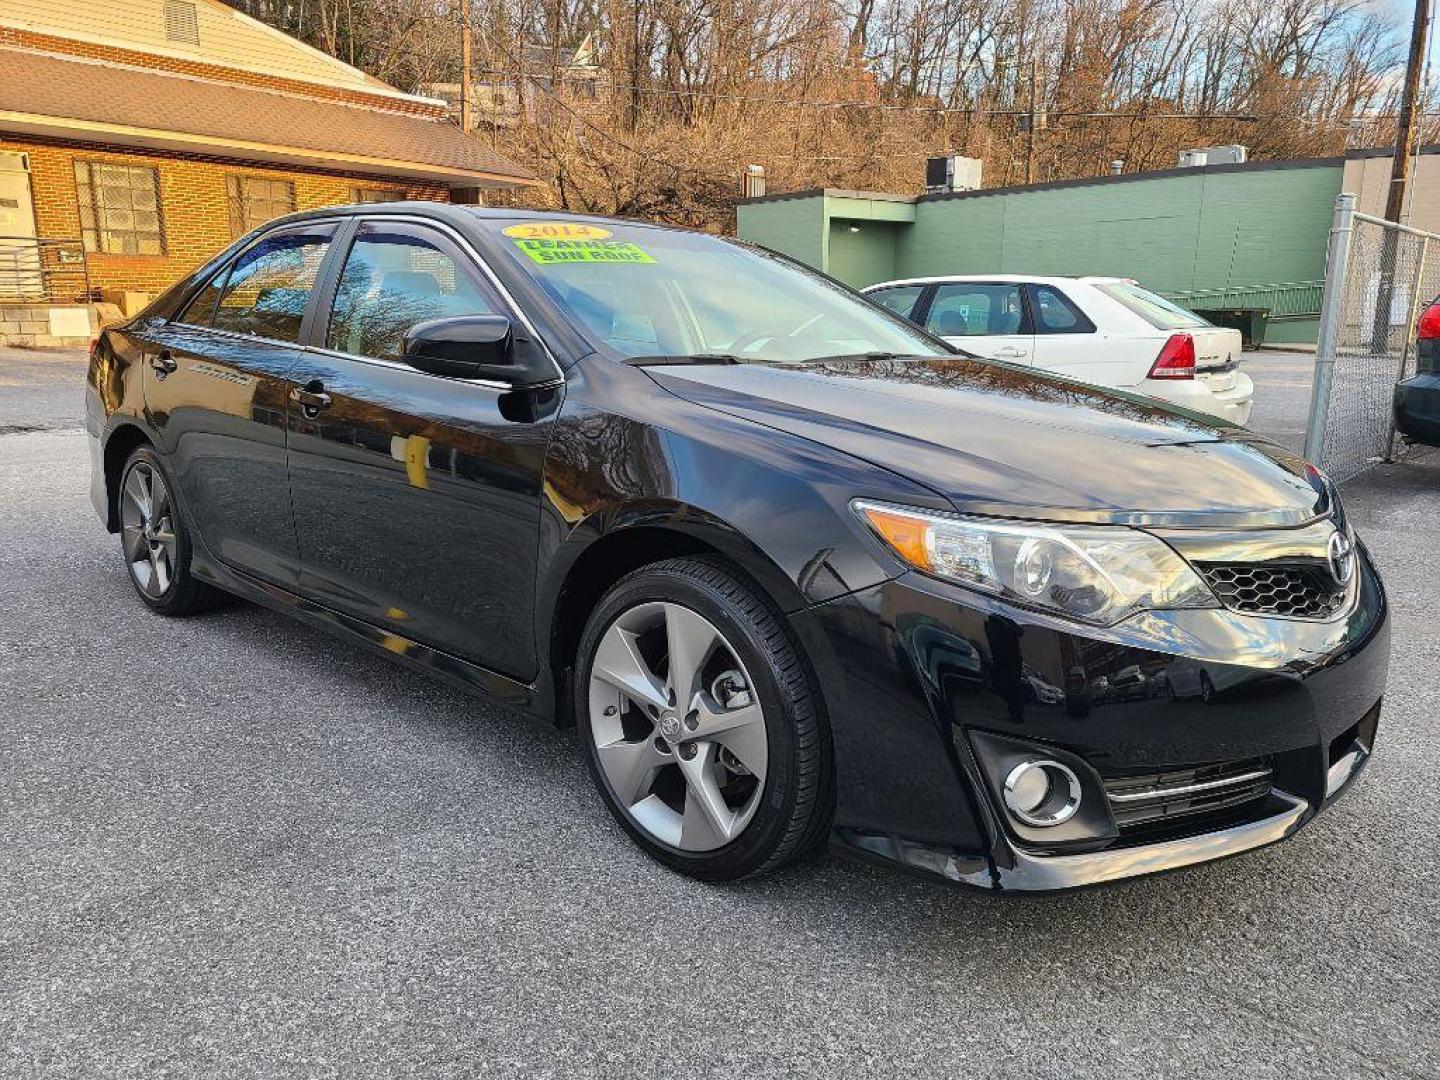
[2, 346, 1438, 1078]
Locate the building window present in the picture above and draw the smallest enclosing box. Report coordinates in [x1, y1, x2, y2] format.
[227, 176, 296, 237]
[352, 188, 407, 204]
[73, 161, 165, 255]
[164, 0, 200, 45]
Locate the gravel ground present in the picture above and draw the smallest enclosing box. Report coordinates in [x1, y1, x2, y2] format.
[1, 347, 1438, 1078]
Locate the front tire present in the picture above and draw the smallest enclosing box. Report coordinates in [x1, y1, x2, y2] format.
[575, 556, 830, 881]
[118, 447, 225, 616]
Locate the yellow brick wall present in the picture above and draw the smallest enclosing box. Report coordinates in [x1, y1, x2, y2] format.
[2, 134, 449, 295]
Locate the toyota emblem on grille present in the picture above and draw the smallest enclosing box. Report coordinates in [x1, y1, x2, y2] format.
[1327, 530, 1355, 586]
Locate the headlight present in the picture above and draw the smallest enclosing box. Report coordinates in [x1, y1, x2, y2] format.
[853, 500, 1217, 626]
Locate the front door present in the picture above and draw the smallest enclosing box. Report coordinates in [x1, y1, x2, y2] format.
[140, 221, 337, 587]
[285, 218, 557, 680]
[0, 152, 40, 298]
[922, 281, 1035, 363]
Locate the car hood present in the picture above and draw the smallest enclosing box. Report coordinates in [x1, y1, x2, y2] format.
[645, 356, 1329, 528]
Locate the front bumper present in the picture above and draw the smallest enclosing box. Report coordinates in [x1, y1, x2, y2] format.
[791, 543, 1389, 891]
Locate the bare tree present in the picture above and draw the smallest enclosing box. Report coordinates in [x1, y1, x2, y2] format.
[227, 0, 1404, 231]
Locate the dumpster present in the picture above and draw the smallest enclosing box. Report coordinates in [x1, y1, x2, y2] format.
[1191, 307, 1269, 350]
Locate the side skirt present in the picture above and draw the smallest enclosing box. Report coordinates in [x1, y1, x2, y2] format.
[190, 551, 549, 719]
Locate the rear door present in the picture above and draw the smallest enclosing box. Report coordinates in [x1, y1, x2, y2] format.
[139, 220, 337, 587]
[1024, 282, 1117, 384]
[922, 281, 1034, 363]
[284, 217, 558, 680]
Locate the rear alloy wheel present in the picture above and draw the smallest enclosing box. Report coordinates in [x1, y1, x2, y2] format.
[120, 458, 177, 600]
[576, 557, 829, 880]
[118, 447, 225, 615]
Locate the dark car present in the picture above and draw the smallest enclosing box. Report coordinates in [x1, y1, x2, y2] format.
[1395, 297, 1440, 445]
[86, 205, 1389, 891]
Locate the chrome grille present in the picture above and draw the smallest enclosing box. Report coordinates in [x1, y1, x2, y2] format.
[1198, 562, 1346, 619]
[1104, 760, 1273, 830]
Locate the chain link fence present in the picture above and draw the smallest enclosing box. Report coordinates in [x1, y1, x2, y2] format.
[1305, 195, 1440, 482]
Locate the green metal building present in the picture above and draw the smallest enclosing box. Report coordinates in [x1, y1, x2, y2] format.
[736, 152, 1438, 345]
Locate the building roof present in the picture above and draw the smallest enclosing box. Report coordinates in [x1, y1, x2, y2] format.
[738, 147, 1440, 208]
[0, 46, 540, 187]
[0, 0, 419, 100]
[520, 35, 598, 73]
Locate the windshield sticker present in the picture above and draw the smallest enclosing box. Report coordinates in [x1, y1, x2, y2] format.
[512, 237, 656, 265]
[503, 222, 613, 240]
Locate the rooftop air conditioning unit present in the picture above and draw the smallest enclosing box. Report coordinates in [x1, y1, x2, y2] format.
[1178, 144, 1248, 168]
[925, 155, 982, 193]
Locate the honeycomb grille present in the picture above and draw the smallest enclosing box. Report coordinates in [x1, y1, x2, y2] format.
[1198, 562, 1346, 619]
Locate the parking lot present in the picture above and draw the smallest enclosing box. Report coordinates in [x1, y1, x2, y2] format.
[1, 345, 1438, 1078]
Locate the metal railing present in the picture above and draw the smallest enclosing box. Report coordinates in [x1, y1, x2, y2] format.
[1165, 280, 1324, 320]
[0, 236, 91, 303]
[1303, 194, 1440, 482]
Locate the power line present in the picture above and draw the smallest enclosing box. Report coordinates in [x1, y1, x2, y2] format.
[461, 67, 1260, 120]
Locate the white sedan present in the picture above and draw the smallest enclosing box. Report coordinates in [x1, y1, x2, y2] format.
[862, 274, 1252, 425]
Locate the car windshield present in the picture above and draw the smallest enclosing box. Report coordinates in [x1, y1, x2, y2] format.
[479, 218, 950, 364]
[1095, 281, 1211, 331]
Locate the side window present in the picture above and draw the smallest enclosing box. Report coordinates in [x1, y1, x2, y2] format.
[926, 283, 1026, 337]
[1030, 284, 1096, 334]
[868, 285, 924, 320]
[175, 264, 228, 327]
[211, 226, 334, 342]
[326, 223, 499, 361]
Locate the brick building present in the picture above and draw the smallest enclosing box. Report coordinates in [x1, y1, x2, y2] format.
[0, 0, 539, 345]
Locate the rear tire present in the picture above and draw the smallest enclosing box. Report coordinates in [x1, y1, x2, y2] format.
[118, 446, 226, 616]
[575, 556, 831, 881]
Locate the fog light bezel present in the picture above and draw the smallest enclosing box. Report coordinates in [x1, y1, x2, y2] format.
[967, 729, 1120, 850]
[1003, 759, 1083, 827]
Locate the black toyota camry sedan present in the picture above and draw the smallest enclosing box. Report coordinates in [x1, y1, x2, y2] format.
[85, 205, 1389, 891]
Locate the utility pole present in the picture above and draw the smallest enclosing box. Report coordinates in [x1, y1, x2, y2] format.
[1370, 0, 1430, 350]
[1385, 0, 1430, 223]
[459, 0, 473, 134]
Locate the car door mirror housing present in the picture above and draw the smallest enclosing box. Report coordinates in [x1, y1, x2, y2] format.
[401, 315, 551, 385]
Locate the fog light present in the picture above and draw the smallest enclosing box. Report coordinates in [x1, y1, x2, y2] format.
[1003, 760, 1082, 827]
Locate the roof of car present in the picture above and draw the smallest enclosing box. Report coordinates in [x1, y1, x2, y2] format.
[863, 274, 1133, 289]
[260, 203, 714, 235]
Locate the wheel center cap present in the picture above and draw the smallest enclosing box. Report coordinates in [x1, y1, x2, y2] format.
[658, 712, 682, 740]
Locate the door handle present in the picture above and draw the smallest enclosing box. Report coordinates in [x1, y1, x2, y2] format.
[149, 350, 177, 378]
[289, 381, 333, 417]
[996, 346, 1028, 358]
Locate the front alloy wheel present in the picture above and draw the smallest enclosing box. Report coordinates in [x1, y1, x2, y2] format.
[588, 600, 768, 851]
[576, 557, 830, 880]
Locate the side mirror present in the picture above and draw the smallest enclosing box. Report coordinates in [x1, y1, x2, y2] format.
[401, 315, 552, 385]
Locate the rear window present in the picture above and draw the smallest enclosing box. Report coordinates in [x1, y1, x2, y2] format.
[1095, 282, 1210, 331]
[867, 284, 925, 319]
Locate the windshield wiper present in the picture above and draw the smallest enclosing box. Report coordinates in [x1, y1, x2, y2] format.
[623, 353, 742, 367]
[801, 351, 913, 364]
